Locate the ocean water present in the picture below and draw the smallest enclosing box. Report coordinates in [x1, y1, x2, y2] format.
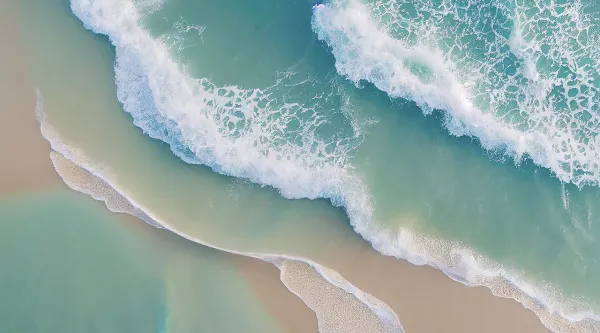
[0, 190, 288, 333]
[16, 0, 600, 331]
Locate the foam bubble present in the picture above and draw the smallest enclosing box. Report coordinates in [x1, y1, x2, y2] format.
[160, 17, 206, 53]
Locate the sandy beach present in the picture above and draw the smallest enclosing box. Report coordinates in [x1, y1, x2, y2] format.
[0, 1, 556, 333]
[0, 1, 59, 197]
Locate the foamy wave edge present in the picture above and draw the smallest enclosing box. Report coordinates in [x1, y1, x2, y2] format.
[37, 100, 403, 333]
[312, 0, 600, 188]
[65, 0, 600, 331]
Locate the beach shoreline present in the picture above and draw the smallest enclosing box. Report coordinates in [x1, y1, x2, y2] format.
[0, 3, 318, 333]
[1, 1, 564, 332]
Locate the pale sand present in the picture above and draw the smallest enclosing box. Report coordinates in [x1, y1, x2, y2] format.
[278, 260, 400, 333]
[0, 3, 318, 333]
[0, 0, 59, 196]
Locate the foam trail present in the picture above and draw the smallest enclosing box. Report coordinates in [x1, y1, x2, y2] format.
[277, 260, 403, 333]
[371, 227, 600, 332]
[65, 0, 600, 331]
[49, 150, 162, 229]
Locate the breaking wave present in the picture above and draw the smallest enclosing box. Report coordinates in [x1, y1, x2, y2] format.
[313, 0, 600, 188]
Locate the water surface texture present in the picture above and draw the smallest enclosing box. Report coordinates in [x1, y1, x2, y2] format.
[18, 0, 600, 331]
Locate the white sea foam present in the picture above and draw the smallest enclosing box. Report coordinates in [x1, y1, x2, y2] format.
[313, 0, 600, 188]
[66, 0, 600, 331]
[278, 260, 403, 333]
[160, 17, 206, 53]
[71, 0, 362, 204]
[370, 226, 600, 332]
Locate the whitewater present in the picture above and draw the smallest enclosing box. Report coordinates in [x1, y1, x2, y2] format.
[66, 0, 600, 331]
[313, 0, 600, 187]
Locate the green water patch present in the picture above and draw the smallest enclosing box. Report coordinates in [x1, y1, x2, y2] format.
[0, 190, 162, 333]
[0, 189, 286, 333]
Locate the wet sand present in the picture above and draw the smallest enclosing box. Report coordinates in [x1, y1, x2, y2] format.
[0, 0, 58, 196]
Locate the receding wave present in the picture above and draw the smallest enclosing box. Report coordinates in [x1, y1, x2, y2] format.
[313, 0, 600, 188]
[68, 0, 600, 331]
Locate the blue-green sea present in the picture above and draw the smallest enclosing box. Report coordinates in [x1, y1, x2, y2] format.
[14, 0, 600, 331]
[0, 190, 288, 333]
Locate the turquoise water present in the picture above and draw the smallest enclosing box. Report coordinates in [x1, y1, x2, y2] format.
[17, 0, 600, 330]
[0, 189, 287, 333]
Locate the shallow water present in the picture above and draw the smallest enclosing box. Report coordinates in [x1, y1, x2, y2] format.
[0, 189, 286, 333]
[17, 0, 600, 330]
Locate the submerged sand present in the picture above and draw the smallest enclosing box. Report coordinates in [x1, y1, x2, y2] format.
[1, 1, 555, 333]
